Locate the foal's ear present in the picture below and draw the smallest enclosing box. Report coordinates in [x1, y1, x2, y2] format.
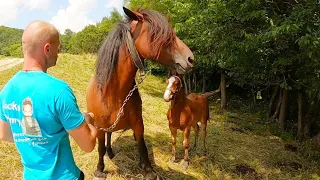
[123, 7, 144, 21]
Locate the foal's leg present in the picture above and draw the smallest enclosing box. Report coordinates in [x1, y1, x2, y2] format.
[170, 127, 178, 162]
[182, 127, 191, 169]
[106, 132, 115, 159]
[94, 131, 107, 178]
[192, 123, 199, 151]
[132, 121, 156, 179]
[201, 119, 208, 153]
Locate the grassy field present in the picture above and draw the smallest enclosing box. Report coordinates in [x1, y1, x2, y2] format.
[0, 54, 320, 180]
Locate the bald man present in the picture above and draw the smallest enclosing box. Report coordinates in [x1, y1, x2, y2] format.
[0, 20, 97, 180]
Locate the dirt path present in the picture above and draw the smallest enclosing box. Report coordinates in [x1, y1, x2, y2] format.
[0, 58, 24, 72]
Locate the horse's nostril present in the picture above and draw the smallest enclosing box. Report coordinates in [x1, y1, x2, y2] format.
[188, 57, 194, 64]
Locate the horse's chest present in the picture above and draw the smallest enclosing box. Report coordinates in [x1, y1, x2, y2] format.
[169, 109, 191, 130]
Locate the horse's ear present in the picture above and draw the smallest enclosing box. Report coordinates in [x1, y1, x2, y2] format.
[123, 7, 144, 21]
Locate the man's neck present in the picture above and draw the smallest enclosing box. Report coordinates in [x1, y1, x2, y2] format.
[22, 56, 47, 72]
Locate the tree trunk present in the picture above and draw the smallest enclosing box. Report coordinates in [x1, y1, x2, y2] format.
[304, 112, 316, 138]
[267, 85, 280, 120]
[202, 74, 207, 93]
[183, 76, 188, 94]
[304, 91, 319, 138]
[297, 91, 303, 138]
[272, 88, 283, 121]
[279, 88, 288, 130]
[252, 89, 256, 105]
[220, 71, 227, 111]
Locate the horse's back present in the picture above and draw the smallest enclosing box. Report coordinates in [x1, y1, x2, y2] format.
[187, 93, 209, 122]
[187, 93, 208, 106]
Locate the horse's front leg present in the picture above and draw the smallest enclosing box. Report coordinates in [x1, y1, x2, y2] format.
[106, 132, 115, 159]
[182, 127, 191, 169]
[94, 131, 107, 178]
[169, 126, 178, 163]
[132, 119, 156, 180]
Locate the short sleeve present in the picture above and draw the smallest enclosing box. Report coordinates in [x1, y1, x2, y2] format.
[0, 91, 7, 122]
[55, 86, 84, 130]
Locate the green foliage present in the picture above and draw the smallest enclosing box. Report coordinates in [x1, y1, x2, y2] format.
[0, 26, 23, 57]
[8, 44, 23, 58]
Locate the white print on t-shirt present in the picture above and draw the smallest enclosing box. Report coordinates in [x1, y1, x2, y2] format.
[21, 98, 42, 137]
[3, 98, 49, 146]
[2, 101, 20, 112]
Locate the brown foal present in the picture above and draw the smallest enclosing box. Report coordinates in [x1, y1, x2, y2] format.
[163, 75, 209, 168]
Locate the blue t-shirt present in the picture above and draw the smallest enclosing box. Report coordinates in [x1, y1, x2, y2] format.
[0, 71, 85, 180]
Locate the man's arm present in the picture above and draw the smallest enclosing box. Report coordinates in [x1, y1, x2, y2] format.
[0, 121, 14, 143]
[56, 86, 97, 152]
[67, 113, 97, 152]
[0, 92, 13, 143]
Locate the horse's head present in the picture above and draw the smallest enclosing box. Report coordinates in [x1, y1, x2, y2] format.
[163, 75, 183, 102]
[123, 7, 194, 74]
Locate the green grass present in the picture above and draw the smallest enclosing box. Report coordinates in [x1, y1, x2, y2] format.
[0, 54, 320, 179]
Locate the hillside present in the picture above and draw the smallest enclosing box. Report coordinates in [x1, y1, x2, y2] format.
[0, 26, 23, 57]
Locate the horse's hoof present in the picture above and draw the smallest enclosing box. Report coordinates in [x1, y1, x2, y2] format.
[94, 170, 107, 179]
[145, 171, 157, 180]
[170, 156, 178, 163]
[181, 160, 189, 169]
[106, 149, 115, 159]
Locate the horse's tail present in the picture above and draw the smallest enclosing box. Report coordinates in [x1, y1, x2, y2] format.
[202, 87, 221, 122]
[202, 88, 220, 98]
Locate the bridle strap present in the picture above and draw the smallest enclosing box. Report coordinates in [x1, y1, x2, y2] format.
[126, 21, 145, 77]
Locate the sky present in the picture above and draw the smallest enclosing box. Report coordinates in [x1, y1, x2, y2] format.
[0, 0, 126, 34]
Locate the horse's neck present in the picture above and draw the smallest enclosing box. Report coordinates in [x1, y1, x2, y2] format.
[107, 49, 138, 98]
[171, 89, 187, 118]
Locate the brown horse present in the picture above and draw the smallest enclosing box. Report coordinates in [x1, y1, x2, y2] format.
[86, 7, 194, 179]
[163, 74, 209, 168]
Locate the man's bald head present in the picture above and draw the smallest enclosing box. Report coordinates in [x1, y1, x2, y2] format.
[22, 20, 59, 55]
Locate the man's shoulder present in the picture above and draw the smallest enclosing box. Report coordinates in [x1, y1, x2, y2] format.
[44, 73, 69, 88]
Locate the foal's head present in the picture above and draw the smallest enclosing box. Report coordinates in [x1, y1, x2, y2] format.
[163, 75, 183, 102]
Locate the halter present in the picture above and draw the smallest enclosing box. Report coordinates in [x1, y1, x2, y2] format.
[166, 75, 183, 94]
[126, 21, 145, 78]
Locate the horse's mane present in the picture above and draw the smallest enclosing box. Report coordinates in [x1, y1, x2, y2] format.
[95, 9, 177, 89]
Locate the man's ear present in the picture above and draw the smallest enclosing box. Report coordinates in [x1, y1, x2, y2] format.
[44, 43, 50, 53]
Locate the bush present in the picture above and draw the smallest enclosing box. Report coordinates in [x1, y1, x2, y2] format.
[8, 44, 23, 58]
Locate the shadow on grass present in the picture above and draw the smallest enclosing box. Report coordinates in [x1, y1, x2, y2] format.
[102, 132, 198, 180]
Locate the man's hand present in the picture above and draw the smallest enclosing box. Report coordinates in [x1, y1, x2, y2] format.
[82, 112, 94, 125]
[69, 112, 97, 152]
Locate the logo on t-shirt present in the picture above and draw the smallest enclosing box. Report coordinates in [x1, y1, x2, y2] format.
[21, 98, 42, 137]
